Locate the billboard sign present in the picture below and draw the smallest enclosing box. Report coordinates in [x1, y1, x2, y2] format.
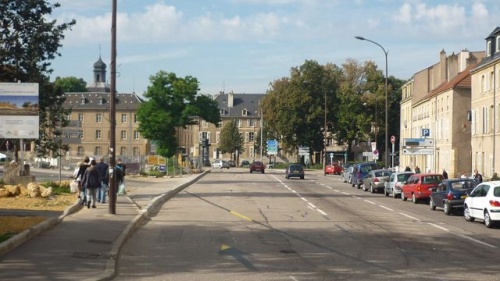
[267, 139, 278, 155]
[0, 83, 39, 139]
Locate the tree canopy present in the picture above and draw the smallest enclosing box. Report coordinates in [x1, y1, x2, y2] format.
[0, 0, 75, 159]
[54, 76, 87, 92]
[219, 119, 244, 156]
[137, 71, 221, 158]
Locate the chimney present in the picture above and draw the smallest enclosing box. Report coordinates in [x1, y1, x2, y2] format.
[228, 91, 234, 108]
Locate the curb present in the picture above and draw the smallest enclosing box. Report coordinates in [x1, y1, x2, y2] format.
[89, 170, 209, 281]
[0, 198, 82, 257]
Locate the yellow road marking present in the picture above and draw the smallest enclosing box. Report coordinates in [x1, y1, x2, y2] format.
[230, 210, 253, 222]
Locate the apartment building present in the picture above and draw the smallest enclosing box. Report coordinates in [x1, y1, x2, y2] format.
[470, 27, 500, 179]
[61, 57, 149, 160]
[400, 49, 484, 177]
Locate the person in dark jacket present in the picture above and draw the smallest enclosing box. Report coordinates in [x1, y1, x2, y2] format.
[75, 156, 91, 204]
[81, 159, 100, 209]
[442, 169, 448, 179]
[95, 157, 109, 203]
[473, 169, 483, 183]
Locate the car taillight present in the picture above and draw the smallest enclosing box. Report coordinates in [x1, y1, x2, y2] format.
[417, 186, 421, 192]
[447, 193, 453, 200]
[489, 200, 500, 207]
[374, 178, 379, 183]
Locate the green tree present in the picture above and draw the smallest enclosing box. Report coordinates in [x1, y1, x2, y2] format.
[219, 119, 244, 157]
[262, 60, 341, 154]
[54, 76, 87, 92]
[0, 0, 75, 160]
[137, 71, 221, 158]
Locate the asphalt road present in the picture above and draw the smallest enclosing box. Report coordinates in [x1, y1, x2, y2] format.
[112, 168, 500, 281]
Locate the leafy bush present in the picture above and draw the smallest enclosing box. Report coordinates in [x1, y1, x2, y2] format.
[42, 181, 71, 195]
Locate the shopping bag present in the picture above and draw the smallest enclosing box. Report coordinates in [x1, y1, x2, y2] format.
[118, 182, 126, 195]
[70, 181, 79, 193]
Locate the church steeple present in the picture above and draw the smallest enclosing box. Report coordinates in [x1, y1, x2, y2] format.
[86, 56, 111, 93]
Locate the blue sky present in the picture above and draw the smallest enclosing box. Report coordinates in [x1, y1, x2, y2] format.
[47, 0, 499, 97]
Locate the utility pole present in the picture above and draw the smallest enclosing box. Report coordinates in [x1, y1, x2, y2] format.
[109, 0, 117, 214]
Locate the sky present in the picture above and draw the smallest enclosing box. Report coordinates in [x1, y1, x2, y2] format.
[46, 0, 500, 97]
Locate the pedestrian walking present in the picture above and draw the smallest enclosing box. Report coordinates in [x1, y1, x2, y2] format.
[415, 166, 421, 174]
[473, 169, 483, 183]
[116, 159, 126, 195]
[95, 157, 109, 203]
[81, 159, 100, 209]
[442, 169, 448, 179]
[75, 156, 91, 204]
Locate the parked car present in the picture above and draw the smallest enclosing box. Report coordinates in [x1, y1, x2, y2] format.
[362, 169, 393, 193]
[401, 173, 444, 204]
[464, 181, 500, 228]
[228, 160, 236, 167]
[325, 163, 342, 175]
[285, 163, 305, 179]
[240, 160, 250, 167]
[352, 162, 378, 189]
[342, 166, 354, 183]
[212, 159, 230, 169]
[340, 164, 352, 179]
[429, 178, 477, 215]
[384, 172, 414, 198]
[250, 161, 265, 173]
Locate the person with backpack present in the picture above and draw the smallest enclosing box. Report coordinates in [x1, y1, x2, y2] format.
[81, 159, 101, 209]
[116, 159, 126, 195]
[95, 157, 109, 203]
[75, 156, 91, 205]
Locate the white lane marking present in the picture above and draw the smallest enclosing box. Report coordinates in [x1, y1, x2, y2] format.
[428, 223, 497, 249]
[353, 196, 363, 200]
[308, 203, 317, 209]
[290, 276, 300, 281]
[400, 212, 421, 221]
[334, 190, 341, 193]
[342, 192, 350, 195]
[317, 209, 328, 216]
[379, 205, 393, 211]
[364, 200, 376, 205]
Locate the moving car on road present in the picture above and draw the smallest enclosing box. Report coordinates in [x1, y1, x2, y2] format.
[464, 181, 500, 228]
[250, 161, 265, 173]
[285, 163, 305, 179]
[430, 178, 477, 215]
[212, 159, 230, 169]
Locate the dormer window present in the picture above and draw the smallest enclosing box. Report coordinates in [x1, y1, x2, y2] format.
[242, 109, 248, 116]
[81, 96, 86, 104]
[487, 40, 491, 56]
[99, 97, 104, 105]
[496, 36, 500, 53]
[219, 109, 226, 115]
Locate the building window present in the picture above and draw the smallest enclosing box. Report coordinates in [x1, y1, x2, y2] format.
[133, 147, 140, 156]
[121, 114, 127, 123]
[96, 113, 102, 123]
[490, 71, 495, 91]
[481, 75, 485, 93]
[121, 130, 127, 140]
[77, 146, 84, 156]
[120, 147, 126, 156]
[78, 113, 84, 123]
[199, 131, 211, 143]
[133, 114, 137, 123]
[487, 41, 491, 56]
[216, 131, 220, 143]
[483, 106, 488, 134]
[96, 130, 102, 140]
[248, 132, 255, 142]
[247, 119, 255, 127]
[79, 130, 84, 139]
[95, 146, 102, 156]
[250, 147, 255, 158]
[242, 109, 248, 116]
[496, 36, 500, 52]
[134, 130, 140, 140]
[237, 119, 242, 127]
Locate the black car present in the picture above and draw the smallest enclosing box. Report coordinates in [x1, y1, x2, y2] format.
[429, 178, 477, 215]
[240, 160, 250, 167]
[228, 160, 236, 167]
[285, 163, 304, 179]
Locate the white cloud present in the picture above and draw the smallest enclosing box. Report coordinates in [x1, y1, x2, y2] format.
[472, 2, 488, 19]
[394, 3, 412, 24]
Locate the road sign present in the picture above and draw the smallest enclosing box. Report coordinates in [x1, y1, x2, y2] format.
[402, 148, 434, 155]
[391, 135, 395, 144]
[403, 138, 434, 147]
[298, 146, 309, 156]
[267, 139, 278, 155]
[422, 129, 430, 137]
[362, 152, 373, 157]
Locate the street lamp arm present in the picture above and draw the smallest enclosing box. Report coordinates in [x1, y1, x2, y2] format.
[355, 36, 388, 56]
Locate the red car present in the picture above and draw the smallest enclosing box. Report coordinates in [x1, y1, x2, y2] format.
[325, 163, 342, 175]
[402, 173, 444, 204]
[250, 161, 265, 173]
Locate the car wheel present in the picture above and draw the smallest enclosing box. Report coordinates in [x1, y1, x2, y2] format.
[429, 198, 436, 210]
[444, 202, 451, 215]
[401, 192, 407, 201]
[370, 184, 375, 193]
[262, 171, 265, 174]
[484, 211, 495, 228]
[357, 183, 361, 189]
[300, 176, 304, 179]
[464, 205, 475, 222]
[412, 194, 418, 204]
[392, 190, 398, 199]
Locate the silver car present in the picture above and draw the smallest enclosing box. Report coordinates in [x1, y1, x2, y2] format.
[384, 171, 414, 198]
[362, 169, 393, 193]
[342, 166, 354, 183]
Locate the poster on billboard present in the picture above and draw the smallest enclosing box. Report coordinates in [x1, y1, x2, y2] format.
[0, 83, 39, 139]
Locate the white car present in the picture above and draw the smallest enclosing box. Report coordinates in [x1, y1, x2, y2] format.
[384, 172, 414, 198]
[464, 181, 500, 228]
[211, 159, 230, 169]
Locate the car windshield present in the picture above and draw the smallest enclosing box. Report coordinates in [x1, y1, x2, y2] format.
[289, 165, 303, 171]
[450, 181, 476, 190]
[360, 165, 377, 173]
[494, 186, 500, 197]
[374, 171, 391, 177]
[397, 174, 413, 182]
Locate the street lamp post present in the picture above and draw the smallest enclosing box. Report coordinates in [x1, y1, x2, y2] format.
[355, 36, 389, 167]
[323, 91, 327, 176]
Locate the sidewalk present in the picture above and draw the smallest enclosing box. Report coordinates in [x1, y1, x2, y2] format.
[0, 171, 208, 281]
